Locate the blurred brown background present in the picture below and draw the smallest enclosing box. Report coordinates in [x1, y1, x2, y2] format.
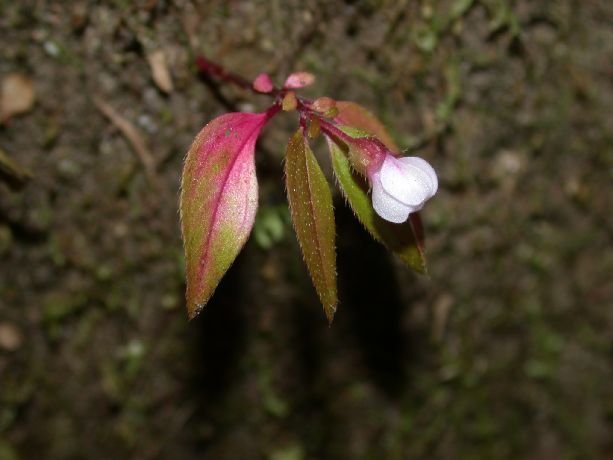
[0, 1, 611, 459]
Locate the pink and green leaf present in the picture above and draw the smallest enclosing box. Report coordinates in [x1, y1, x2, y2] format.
[285, 128, 338, 323]
[180, 112, 268, 318]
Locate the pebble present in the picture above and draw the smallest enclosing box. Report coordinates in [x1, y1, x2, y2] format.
[0, 323, 23, 351]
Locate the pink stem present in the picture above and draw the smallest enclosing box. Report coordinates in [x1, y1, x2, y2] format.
[318, 116, 387, 172]
[317, 118, 353, 143]
[196, 56, 255, 92]
[195, 55, 381, 165]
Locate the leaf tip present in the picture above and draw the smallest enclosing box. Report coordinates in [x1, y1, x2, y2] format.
[414, 258, 428, 276]
[325, 304, 337, 326]
[187, 302, 206, 320]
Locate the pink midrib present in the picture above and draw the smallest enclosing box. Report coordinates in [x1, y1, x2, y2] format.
[195, 117, 266, 286]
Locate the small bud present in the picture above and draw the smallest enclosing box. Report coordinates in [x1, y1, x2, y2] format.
[312, 97, 338, 118]
[308, 117, 321, 139]
[312, 97, 335, 112]
[282, 91, 298, 111]
[283, 72, 315, 89]
[324, 106, 338, 118]
[253, 73, 274, 93]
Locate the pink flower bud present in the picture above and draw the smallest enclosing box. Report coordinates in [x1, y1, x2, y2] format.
[252, 73, 274, 93]
[371, 154, 438, 223]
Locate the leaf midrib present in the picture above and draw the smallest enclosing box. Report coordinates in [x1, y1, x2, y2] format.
[196, 119, 264, 283]
[301, 137, 334, 303]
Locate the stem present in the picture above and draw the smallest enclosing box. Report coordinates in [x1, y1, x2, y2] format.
[195, 56, 378, 160]
[317, 115, 387, 174]
[265, 103, 282, 120]
[195, 56, 327, 118]
[316, 118, 353, 143]
[195, 56, 255, 92]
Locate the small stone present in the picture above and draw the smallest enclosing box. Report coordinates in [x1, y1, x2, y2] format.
[0, 323, 23, 351]
[43, 40, 61, 57]
[0, 74, 36, 122]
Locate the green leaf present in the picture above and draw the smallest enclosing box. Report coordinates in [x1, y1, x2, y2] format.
[327, 138, 427, 274]
[285, 128, 337, 322]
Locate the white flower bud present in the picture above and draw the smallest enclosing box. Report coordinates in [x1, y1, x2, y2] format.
[371, 155, 438, 223]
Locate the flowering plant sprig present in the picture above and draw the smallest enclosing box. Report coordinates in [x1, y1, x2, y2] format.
[181, 57, 438, 323]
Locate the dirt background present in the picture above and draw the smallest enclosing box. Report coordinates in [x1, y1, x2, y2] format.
[1, 1, 612, 459]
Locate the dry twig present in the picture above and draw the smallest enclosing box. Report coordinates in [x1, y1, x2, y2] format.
[93, 96, 159, 186]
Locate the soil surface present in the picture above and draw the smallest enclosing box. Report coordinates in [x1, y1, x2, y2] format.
[1, 1, 611, 459]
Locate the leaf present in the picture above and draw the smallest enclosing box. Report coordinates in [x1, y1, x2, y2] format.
[312, 97, 338, 118]
[282, 91, 297, 111]
[285, 128, 337, 322]
[180, 112, 268, 318]
[328, 139, 427, 274]
[335, 101, 399, 153]
[283, 72, 315, 89]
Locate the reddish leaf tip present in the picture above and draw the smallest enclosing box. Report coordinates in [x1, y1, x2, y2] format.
[283, 72, 315, 89]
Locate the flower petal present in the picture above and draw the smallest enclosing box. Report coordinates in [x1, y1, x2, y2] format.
[397, 156, 438, 196]
[371, 171, 415, 223]
[380, 156, 429, 206]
